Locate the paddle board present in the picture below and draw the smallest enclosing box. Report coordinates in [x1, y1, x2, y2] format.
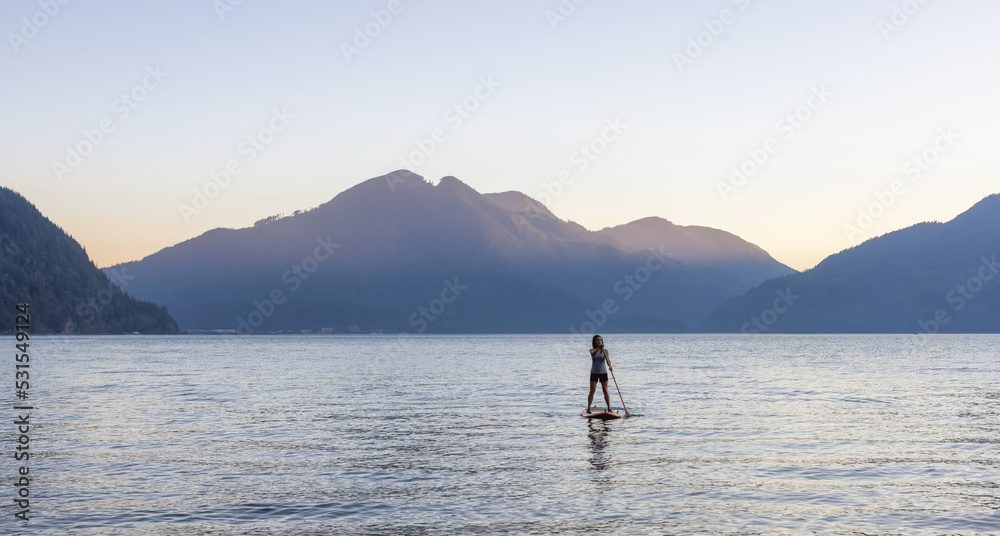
[581, 408, 621, 420]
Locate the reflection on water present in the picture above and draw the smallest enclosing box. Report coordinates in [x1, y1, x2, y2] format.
[2, 334, 998, 535]
[587, 419, 612, 472]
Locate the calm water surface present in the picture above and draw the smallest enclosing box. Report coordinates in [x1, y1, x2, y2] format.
[2, 334, 998, 535]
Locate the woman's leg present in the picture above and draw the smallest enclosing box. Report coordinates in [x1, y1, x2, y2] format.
[601, 380, 612, 412]
[588, 381, 598, 409]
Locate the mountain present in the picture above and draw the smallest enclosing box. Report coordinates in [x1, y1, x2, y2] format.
[0, 186, 178, 334]
[108, 171, 789, 333]
[484, 193, 794, 288]
[700, 194, 1000, 333]
[598, 217, 795, 288]
[481, 191, 620, 246]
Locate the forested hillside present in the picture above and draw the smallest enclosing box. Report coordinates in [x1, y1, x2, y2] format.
[0, 186, 178, 334]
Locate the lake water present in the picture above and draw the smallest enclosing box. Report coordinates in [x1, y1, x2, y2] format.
[2, 334, 999, 535]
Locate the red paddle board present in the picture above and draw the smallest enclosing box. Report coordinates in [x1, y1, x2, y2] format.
[581, 408, 621, 419]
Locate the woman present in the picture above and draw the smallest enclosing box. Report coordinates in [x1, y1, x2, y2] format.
[587, 335, 614, 412]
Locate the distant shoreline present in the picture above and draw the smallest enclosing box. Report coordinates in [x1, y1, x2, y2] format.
[5, 332, 999, 337]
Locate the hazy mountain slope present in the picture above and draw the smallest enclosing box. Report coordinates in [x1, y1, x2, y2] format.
[482, 191, 620, 247]
[0, 186, 178, 334]
[599, 217, 796, 288]
[700, 194, 1000, 333]
[110, 171, 751, 333]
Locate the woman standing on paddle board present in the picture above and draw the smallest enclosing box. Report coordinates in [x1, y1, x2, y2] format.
[588, 335, 614, 412]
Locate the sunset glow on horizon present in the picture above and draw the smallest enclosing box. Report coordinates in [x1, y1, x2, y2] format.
[3, 0, 998, 271]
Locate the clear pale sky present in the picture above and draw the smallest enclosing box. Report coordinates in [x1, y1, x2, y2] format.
[2, 0, 998, 271]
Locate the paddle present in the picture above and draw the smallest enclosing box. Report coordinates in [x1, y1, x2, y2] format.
[605, 350, 631, 417]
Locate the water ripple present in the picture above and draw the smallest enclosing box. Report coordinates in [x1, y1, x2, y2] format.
[2, 334, 998, 535]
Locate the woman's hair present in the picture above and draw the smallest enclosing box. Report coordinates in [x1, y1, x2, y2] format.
[592, 335, 602, 349]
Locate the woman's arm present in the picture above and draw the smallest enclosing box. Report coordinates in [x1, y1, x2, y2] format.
[604, 348, 613, 372]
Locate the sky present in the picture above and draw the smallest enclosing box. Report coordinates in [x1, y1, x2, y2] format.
[2, 0, 998, 271]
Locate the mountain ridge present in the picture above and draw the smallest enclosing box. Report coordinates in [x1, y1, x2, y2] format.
[108, 171, 793, 333]
[700, 192, 1000, 333]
